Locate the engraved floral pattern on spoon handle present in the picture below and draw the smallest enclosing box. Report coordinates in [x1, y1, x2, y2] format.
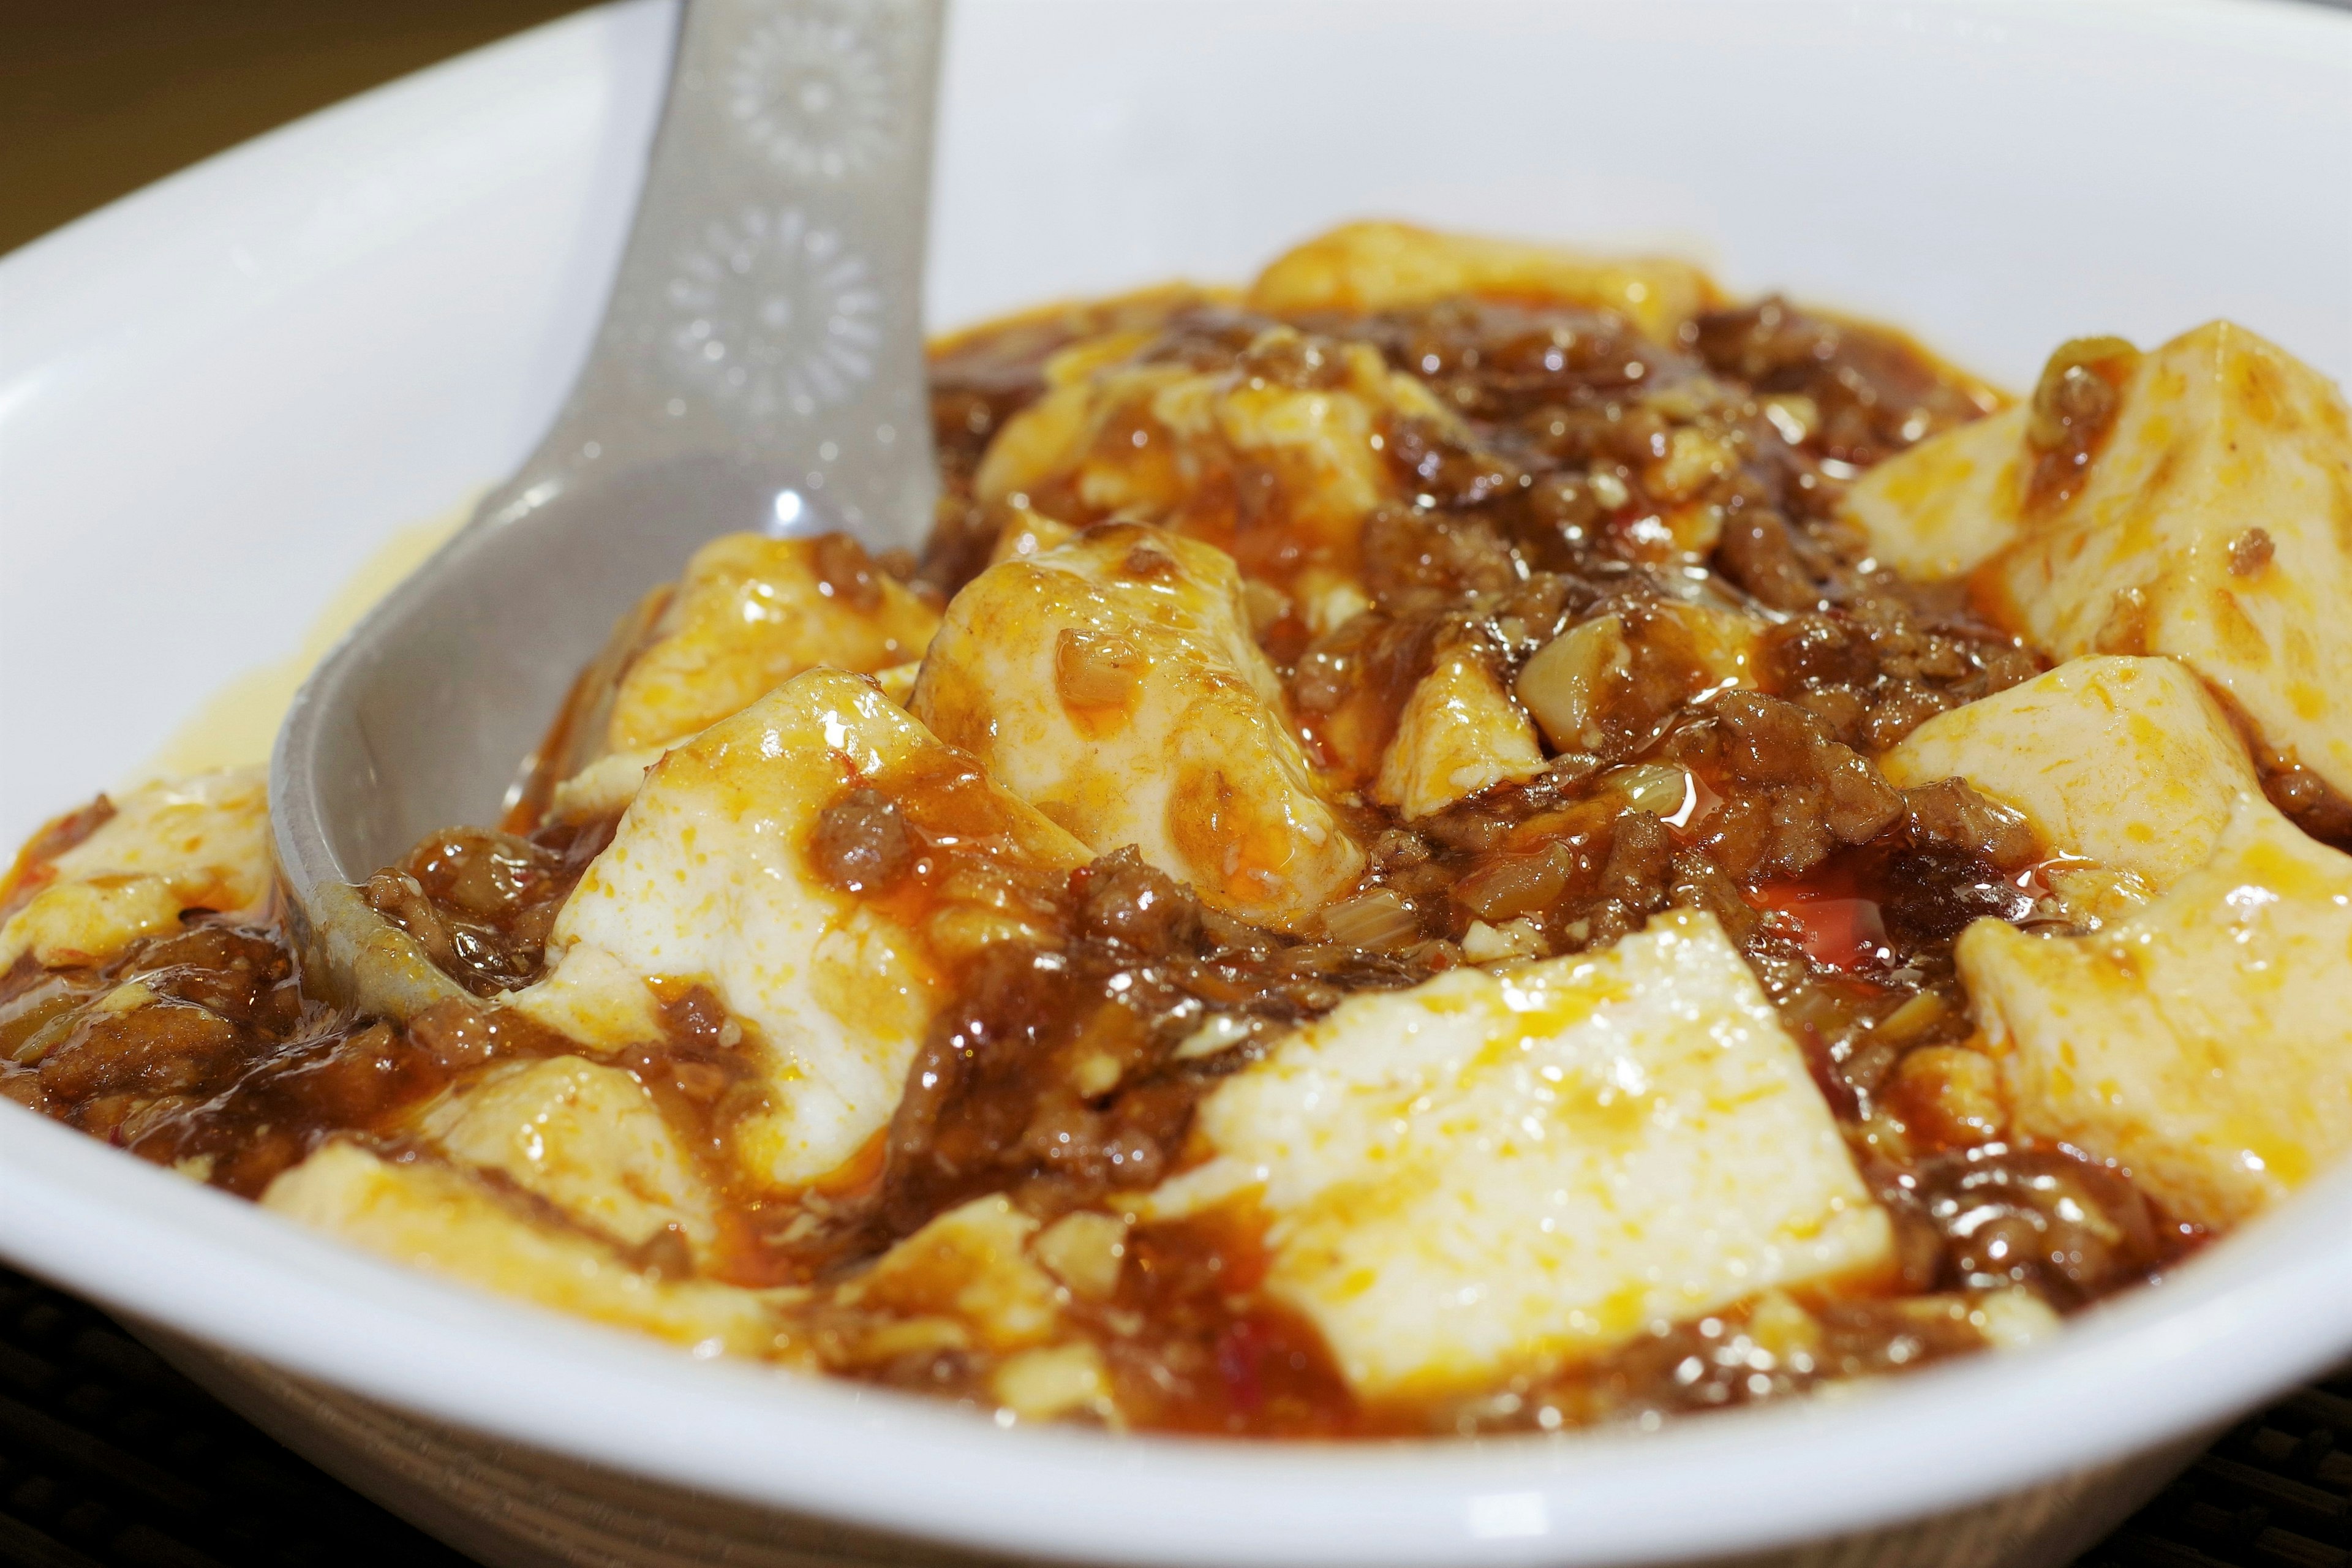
[487, 0, 941, 548]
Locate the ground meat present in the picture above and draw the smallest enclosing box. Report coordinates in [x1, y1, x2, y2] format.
[2263, 754, 2352, 851]
[1714, 508, 1822, 610]
[6, 277, 2208, 1441]
[364, 819, 610, 996]
[0, 921, 406, 1195]
[2022, 336, 2141, 512]
[860, 848, 1430, 1247]
[809, 788, 913, 894]
[1763, 603, 2041, 753]
[1884, 1144, 2173, 1308]
[1686, 296, 1993, 469]
[1904, 777, 2038, 870]
[2230, 527, 2276, 578]
[1476, 1292, 1994, 1434]
[1872, 846, 2035, 950]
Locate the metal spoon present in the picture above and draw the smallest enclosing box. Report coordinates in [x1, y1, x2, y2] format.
[271, 0, 944, 1016]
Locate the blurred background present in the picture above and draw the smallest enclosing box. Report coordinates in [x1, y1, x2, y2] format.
[7, 0, 2348, 258]
[0, 0, 589, 255]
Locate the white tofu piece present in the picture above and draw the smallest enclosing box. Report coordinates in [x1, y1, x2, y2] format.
[990, 1343, 1114, 1423]
[262, 1142, 794, 1357]
[1031, 1211, 1129, 1301]
[545, 747, 663, 824]
[417, 1056, 719, 1259]
[911, 524, 1364, 930]
[1847, 322, 2352, 801]
[603, 531, 941, 755]
[1374, 646, 1547, 818]
[1963, 791, 2352, 1228]
[1139, 909, 1891, 1400]
[972, 319, 1453, 588]
[1881, 655, 2258, 891]
[840, 1194, 1063, 1352]
[1247, 222, 1722, 342]
[0, 769, 272, 970]
[514, 669, 1090, 1188]
[870, 661, 922, 707]
[1843, 405, 2029, 581]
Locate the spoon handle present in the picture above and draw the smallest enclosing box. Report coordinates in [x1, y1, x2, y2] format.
[483, 0, 944, 551]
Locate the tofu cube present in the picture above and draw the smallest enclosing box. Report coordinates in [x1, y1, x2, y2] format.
[514, 669, 1089, 1188]
[842, 1194, 1064, 1353]
[417, 1055, 719, 1261]
[1963, 791, 2352, 1229]
[604, 532, 941, 755]
[1139, 909, 1891, 1400]
[1374, 645, 1547, 819]
[972, 319, 1450, 583]
[1881, 655, 2257, 891]
[263, 1142, 791, 1356]
[1247, 222, 1721, 342]
[0, 769, 272, 970]
[1847, 322, 2352, 801]
[911, 524, 1363, 930]
[1843, 405, 2029, 581]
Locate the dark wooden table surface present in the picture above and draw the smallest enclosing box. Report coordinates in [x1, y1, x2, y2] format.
[3, 4, 2348, 1565]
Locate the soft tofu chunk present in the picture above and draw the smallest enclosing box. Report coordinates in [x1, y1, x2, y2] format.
[0, 769, 272, 970]
[1881, 655, 2257, 891]
[839, 1194, 1063, 1352]
[417, 1056, 718, 1259]
[514, 669, 1089, 1188]
[987, 507, 1080, 567]
[973, 320, 1451, 584]
[911, 524, 1364, 930]
[1374, 644, 1546, 818]
[1247, 222, 1721, 342]
[545, 747, 663, 824]
[1139, 909, 1891, 1400]
[990, 1343, 1114, 1423]
[1962, 793, 2352, 1228]
[1843, 406, 2029, 580]
[603, 532, 941, 755]
[1846, 322, 2352, 801]
[263, 1142, 791, 1356]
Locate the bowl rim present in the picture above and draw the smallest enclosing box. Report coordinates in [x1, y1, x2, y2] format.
[16, 1098, 2352, 1568]
[6, 2, 2352, 1563]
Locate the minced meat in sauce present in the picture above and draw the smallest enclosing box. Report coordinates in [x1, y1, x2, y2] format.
[1, 284, 2203, 1438]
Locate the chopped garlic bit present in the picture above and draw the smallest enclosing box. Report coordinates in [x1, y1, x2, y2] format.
[1460, 918, 1545, 963]
[992, 1342, 1114, 1423]
[1033, 1211, 1129, 1300]
[94, 981, 159, 1015]
[1970, 1289, 2062, 1351]
[1174, 1013, 1257, 1061]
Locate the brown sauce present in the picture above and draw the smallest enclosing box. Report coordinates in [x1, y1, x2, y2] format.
[1, 282, 2203, 1438]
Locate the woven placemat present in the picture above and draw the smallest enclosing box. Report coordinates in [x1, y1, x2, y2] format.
[0, 1260, 2341, 1568]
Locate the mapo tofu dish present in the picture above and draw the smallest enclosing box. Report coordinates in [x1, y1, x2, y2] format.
[8, 222, 2352, 1438]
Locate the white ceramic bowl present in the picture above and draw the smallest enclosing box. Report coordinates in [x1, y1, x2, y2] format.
[3, 4, 2350, 1565]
